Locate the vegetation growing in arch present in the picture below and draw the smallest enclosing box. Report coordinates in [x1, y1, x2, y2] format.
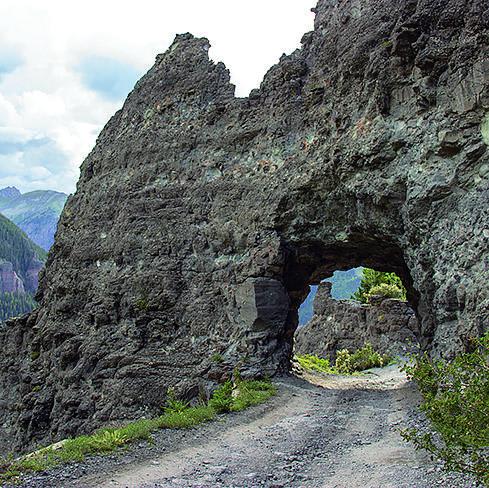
[352, 268, 407, 303]
[295, 343, 392, 375]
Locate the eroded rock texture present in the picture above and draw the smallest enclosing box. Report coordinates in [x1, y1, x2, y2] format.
[1, 0, 488, 453]
[294, 282, 419, 359]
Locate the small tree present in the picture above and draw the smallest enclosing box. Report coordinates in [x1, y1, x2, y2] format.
[352, 268, 406, 303]
[402, 334, 489, 486]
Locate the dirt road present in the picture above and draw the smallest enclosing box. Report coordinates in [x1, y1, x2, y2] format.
[19, 366, 474, 488]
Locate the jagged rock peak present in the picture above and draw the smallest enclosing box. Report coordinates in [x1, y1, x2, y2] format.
[0, 186, 21, 200]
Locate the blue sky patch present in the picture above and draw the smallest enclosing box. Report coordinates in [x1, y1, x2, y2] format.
[0, 136, 48, 155]
[0, 135, 69, 179]
[77, 56, 142, 100]
[0, 51, 22, 76]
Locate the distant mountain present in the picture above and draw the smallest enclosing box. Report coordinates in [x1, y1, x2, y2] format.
[0, 213, 46, 293]
[0, 187, 68, 250]
[0, 186, 21, 206]
[298, 268, 364, 326]
[0, 213, 46, 321]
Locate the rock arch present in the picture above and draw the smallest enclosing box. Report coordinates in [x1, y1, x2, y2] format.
[1, 0, 488, 454]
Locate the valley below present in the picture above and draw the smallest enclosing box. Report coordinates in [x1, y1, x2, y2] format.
[14, 366, 473, 488]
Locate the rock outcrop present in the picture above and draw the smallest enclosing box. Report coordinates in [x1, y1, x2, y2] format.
[295, 282, 419, 359]
[1, 0, 488, 454]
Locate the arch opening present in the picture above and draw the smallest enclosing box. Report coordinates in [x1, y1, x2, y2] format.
[278, 236, 423, 370]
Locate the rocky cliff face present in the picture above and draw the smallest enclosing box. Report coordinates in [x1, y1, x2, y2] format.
[295, 282, 419, 359]
[0, 262, 26, 294]
[0, 0, 488, 454]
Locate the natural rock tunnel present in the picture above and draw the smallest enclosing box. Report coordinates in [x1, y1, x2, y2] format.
[1, 0, 488, 455]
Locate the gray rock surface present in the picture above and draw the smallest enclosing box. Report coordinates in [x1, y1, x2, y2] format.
[294, 282, 419, 359]
[0, 0, 488, 455]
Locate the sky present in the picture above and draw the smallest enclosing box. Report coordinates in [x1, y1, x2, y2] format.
[0, 0, 316, 195]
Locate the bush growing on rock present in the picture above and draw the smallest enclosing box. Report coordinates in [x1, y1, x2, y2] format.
[352, 268, 406, 303]
[208, 380, 234, 413]
[366, 283, 406, 302]
[335, 349, 353, 374]
[402, 333, 489, 486]
[163, 387, 189, 414]
[208, 377, 277, 413]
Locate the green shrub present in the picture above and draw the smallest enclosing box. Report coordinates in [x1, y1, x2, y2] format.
[135, 296, 149, 311]
[295, 354, 336, 374]
[207, 377, 277, 414]
[210, 353, 224, 363]
[335, 349, 353, 374]
[230, 380, 277, 412]
[163, 387, 189, 414]
[401, 334, 489, 486]
[208, 380, 234, 413]
[367, 283, 405, 301]
[352, 268, 407, 303]
[348, 343, 391, 372]
[30, 351, 40, 361]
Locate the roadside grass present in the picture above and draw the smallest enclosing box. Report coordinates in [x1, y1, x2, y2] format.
[295, 343, 392, 375]
[0, 379, 276, 484]
[295, 353, 338, 374]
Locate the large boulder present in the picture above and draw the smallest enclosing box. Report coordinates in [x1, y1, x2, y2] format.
[1, 0, 488, 454]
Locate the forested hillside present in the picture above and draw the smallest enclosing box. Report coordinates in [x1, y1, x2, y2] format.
[0, 292, 37, 321]
[0, 213, 46, 321]
[0, 187, 67, 250]
[0, 213, 46, 282]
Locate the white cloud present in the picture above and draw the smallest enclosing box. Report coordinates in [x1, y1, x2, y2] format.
[0, 0, 316, 194]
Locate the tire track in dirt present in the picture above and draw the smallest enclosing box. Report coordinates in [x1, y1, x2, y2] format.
[65, 366, 473, 488]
